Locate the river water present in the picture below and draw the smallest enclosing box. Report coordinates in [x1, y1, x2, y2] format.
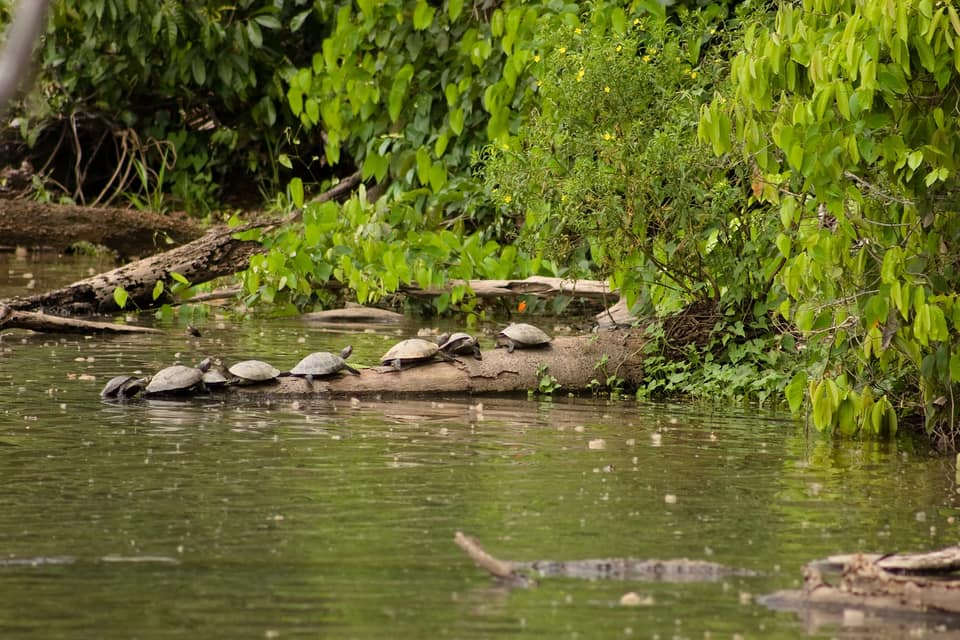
[1, 252, 959, 638]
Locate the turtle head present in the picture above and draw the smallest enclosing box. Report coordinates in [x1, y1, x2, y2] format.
[197, 357, 213, 373]
[436, 332, 450, 346]
[340, 345, 353, 359]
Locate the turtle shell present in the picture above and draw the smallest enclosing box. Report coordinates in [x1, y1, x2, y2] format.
[438, 332, 482, 359]
[289, 347, 355, 377]
[496, 323, 552, 352]
[381, 338, 440, 368]
[100, 375, 145, 399]
[145, 363, 206, 394]
[229, 360, 281, 383]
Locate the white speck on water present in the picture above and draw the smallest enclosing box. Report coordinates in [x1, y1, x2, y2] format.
[651, 432, 662, 447]
[619, 592, 653, 606]
[664, 494, 677, 504]
[574, 425, 586, 433]
[916, 511, 927, 522]
[588, 438, 606, 450]
[738, 591, 752, 605]
[625, 438, 635, 445]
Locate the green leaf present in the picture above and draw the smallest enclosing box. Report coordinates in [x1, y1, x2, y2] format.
[449, 107, 464, 135]
[785, 371, 807, 414]
[113, 286, 129, 309]
[170, 272, 189, 285]
[775, 233, 791, 258]
[246, 21, 263, 48]
[191, 57, 206, 85]
[413, 0, 435, 30]
[289, 177, 304, 208]
[254, 15, 282, 30]
[448, 0, 463, 21]
[152, 280, 164, 301]
[278, 153, 293, 169]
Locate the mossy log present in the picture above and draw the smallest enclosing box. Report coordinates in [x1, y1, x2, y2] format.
[223, 332, 645, 398]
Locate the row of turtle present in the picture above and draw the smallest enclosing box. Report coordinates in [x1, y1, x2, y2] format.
[382, 322, 552, 367]
[100, 322, 551, 399]
[101, 346, 360, 400]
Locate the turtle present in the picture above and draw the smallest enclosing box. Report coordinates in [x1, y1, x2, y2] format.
[438, 332, 482, 360]
[228, 359, 281, 385]
[100, 374, 147, 400]
[380, 338, 452, 370]
[144, 357, 212, 395]
[202, 360, 230, 387]
[289, 345, 360, 379]
[495, 323, 552, 353]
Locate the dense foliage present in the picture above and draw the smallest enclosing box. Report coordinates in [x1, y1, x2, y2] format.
[701, 0, 960, 445]
[5, 0, 318, 212]
[10, 0, 960, 446]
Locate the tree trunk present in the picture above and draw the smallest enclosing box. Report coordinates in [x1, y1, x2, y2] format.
[0, 200, 204, 257]
[0, 304, 161, 334]
[3, 223, 267, 314]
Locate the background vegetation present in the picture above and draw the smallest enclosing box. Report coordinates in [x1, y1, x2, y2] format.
[4, 0, 960, 448]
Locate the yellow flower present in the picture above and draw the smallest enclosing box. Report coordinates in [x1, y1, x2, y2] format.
[503, 195, 513, 204]
[602, 132, 613, 141]
[642, 55, 650, 63]
[603, 86, 611, 93]
[574, 27, 582, 34]
[690, 70, 698, 79]
[533, 54, 541, 63]
[633, 18, 640, 25]
[576, 68, 585, 82]
[561, 194, 567, 202]
[616, 44, 622, 52]
[558, 47, 566, 54]
[649, 47, 657, 55]
[501, 142, 510, 151]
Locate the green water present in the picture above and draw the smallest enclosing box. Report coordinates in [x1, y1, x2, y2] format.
[1, 257, 959, 638]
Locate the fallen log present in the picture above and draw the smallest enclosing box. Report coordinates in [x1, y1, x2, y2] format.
[2, 223, 268, 314]
[0, 200, 203, 257]
[403, 276, 613, 301]
[453, 530, 754, 589]
[219, 332, 645, 398]
[0, 303, 161, 334]
[760, 546, 960, 618]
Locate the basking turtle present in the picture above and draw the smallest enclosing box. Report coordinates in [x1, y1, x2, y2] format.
[144, 358, 212, 395]
[495, 323, 552, 353]
[228, 359, 281, 385]
[381, 338, 451, 370]
[289, 346, 360, 379]
[202, 359, 230, 387]
[438, 332, 482, 360]
[100, 374, 147, 400]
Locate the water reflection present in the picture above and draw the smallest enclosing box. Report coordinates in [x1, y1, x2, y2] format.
[0, 305, 959, 636]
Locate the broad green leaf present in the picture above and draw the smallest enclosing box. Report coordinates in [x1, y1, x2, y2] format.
[289, 177, 304, 208]
[113, 286, 129, 309]
[785, 371, 807, 414]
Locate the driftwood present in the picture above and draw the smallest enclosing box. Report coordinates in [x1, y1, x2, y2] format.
[0, 303, 160, 334]
[453, 531, 754, 589]
[215, 332, 645, 398]
[3, 223, 267, 314]
[760, 546, 960, 618]
[0, 200, 203, 257]
[404, 276, 613, 301]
